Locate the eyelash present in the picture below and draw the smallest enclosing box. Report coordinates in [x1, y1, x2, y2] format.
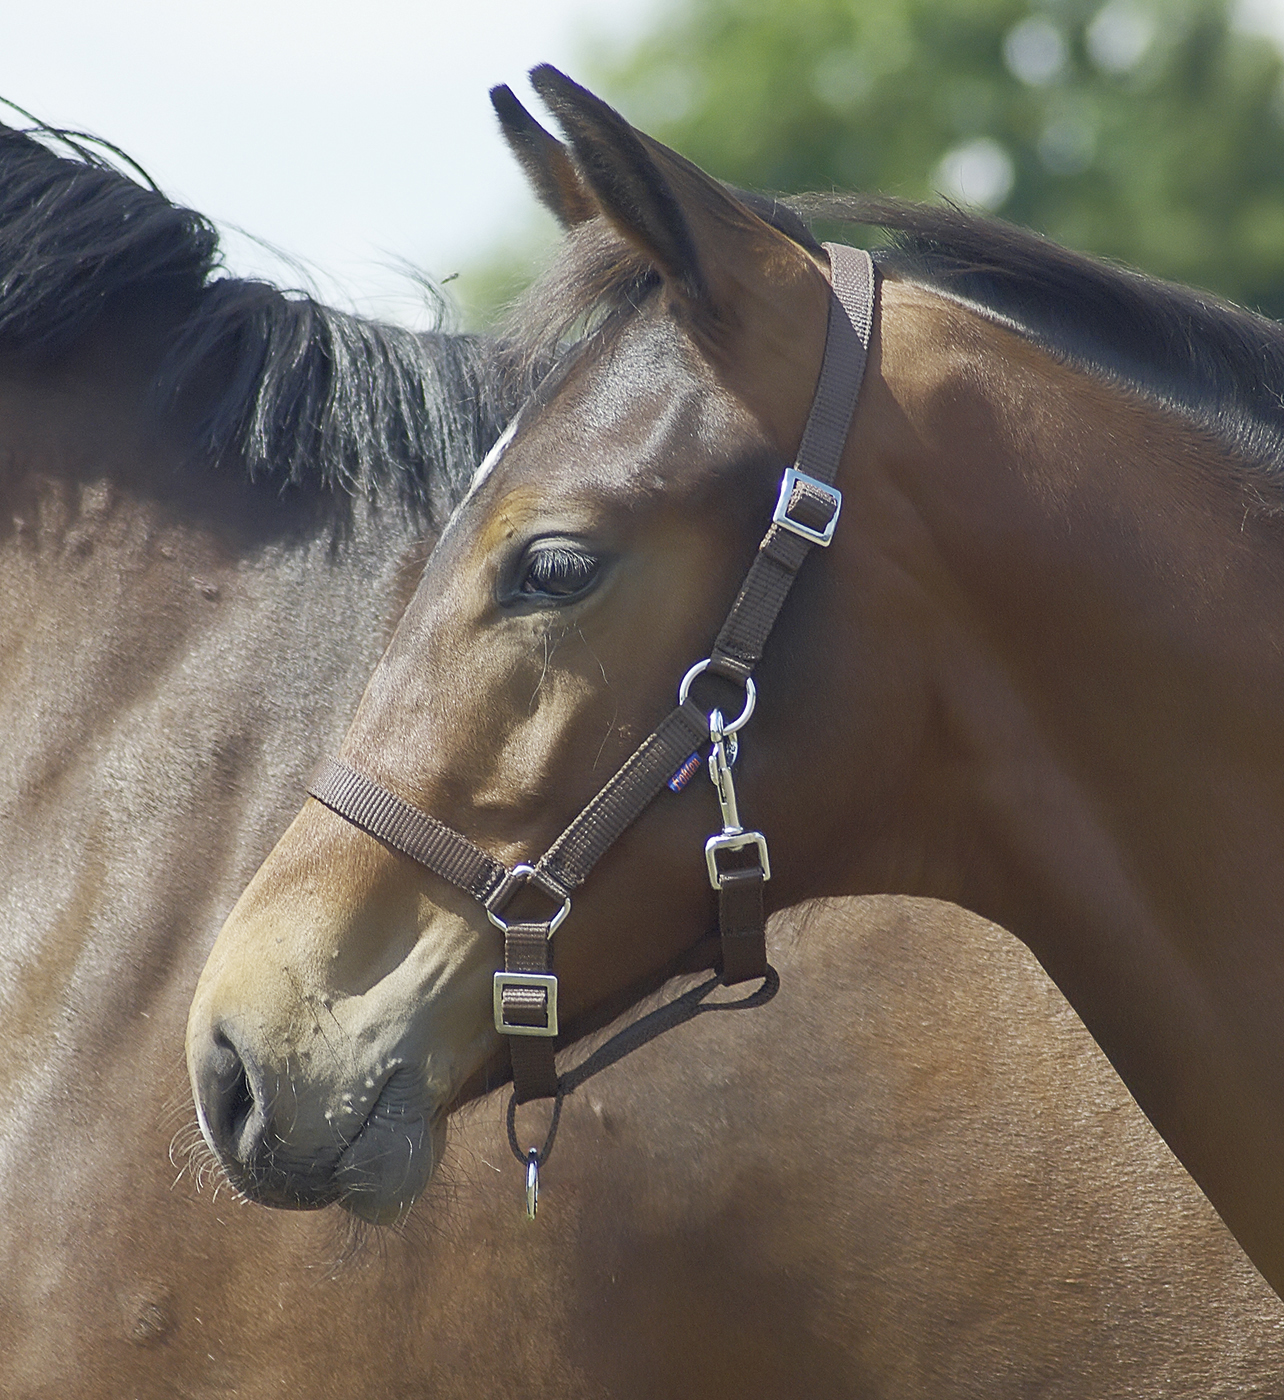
[516, 540, 601, 602]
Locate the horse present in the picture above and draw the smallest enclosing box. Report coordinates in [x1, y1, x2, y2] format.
[5, 111, 1282, 1399]
[187, 62, 1284, 1311]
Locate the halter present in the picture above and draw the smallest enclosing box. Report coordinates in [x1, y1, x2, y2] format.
[309, 244, 876, 1209]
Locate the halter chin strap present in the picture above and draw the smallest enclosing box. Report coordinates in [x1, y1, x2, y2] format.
[309, 243, 876, 1107]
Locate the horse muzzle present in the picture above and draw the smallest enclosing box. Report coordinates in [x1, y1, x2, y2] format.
[187, 1013, 445, 1223]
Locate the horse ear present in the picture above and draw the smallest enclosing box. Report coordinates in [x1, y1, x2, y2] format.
[490, 85, 597, 230]
[528, 65, 721, 305]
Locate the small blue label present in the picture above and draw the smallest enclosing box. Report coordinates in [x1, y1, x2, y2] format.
[667, 751, 702, 792]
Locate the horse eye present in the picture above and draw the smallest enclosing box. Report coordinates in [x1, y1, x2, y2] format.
[517, 539, 601, 602]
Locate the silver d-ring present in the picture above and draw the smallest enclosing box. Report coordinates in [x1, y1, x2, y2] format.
[486, 864, 572, 934]
[676, 658, 757, 734]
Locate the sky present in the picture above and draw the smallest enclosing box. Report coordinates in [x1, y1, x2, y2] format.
[0, 0, 662, 327]
[4, 0, 1284, 329]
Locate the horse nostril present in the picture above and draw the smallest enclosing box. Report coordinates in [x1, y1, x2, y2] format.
[197, 1026, 265, 1166]
[222, 1047, 254, 1149]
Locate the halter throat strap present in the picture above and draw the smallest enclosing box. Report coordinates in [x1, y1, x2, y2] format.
[309, 243, 876, 1106]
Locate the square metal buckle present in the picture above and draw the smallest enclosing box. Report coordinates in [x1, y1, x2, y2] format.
[493, 971, 559, 1037]
[772, 467, 842, 547]
[705, 830, 772, 890]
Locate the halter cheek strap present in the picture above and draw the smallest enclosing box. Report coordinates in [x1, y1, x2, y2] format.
[309, 243, 876, 1109]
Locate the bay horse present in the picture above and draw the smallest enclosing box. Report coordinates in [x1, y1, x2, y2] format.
[5, 109, 1282, 1397]
[189, 64, 1284, 1309]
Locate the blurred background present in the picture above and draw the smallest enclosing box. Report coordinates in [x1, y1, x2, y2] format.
[5, 0, 1284, 326]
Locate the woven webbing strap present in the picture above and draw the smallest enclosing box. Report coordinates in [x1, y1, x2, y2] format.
[709, 243, 874, 683]
[535, 699, 708, 893]
[310, 758, 508, 903]
[311, 697, 710, 911]
[501, 923, 560, 1101]
[798, 244, 876, 480]
[309, 702, 709, 1105]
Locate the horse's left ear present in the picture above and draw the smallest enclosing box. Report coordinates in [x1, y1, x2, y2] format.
[528, 65, 806, 316]
[490, 84, 597, 229]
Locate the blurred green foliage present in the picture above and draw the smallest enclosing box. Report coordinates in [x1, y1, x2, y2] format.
[460, 0, 1284, 322]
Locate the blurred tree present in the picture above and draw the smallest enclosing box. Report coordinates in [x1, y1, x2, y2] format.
[591, 0, 1284, 315]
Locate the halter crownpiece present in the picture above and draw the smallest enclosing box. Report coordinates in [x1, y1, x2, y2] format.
[308, 243, 876, 1209]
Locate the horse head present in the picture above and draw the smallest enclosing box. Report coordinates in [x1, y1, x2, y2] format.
[185, 68, 889, 1220]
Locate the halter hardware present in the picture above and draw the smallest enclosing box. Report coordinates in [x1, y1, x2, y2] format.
[706, 831, 771, 889]
[485, 865, 570, 1037]
[525, 1148, 540, 1218]
[307, 243, 876, 1213]
[704, 707, 771, 890]
[773, 468, 842, 546]
[678, 659, 756, 733]
[484, 863, 572, 933]
[494, 972, 558, 1037]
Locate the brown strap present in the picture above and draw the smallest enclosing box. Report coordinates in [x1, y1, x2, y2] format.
[309, 757, 509, 903]
[718, 867, 768, 982]
[308, 761, 560, 1101]
[311, 700, 709, 911]
[509, 1038, 559, 1103]
[705, 244, 875, 977]
[503, 922, 560, 1102]
[534, 699, 709, 894]
[308, 708, 707, 1105]
[796, 244, 876, 483]
[709, 245, 874, 683]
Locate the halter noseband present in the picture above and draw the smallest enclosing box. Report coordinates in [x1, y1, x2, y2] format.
[308, 244, 876, 1194]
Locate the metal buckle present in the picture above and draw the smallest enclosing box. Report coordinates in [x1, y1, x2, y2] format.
[485, 864, 572, 934]
[773, 468, 842, 547]
[705, 830, 771, 890]
[493, 971, 559, 1037]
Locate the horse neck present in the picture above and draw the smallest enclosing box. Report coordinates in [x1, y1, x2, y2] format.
[0, 331, 426, 1121]
[0, 333, 330, 774]
[797, 276, 1284, 1292]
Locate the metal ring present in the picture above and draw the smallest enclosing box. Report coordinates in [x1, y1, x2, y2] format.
[677, 659, 756, 734]
[486, 864, 572, 934]
[525, 1149, 540, 1219]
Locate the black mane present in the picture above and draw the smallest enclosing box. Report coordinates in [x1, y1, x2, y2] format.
[800, 193, 1284, 477]
[0, 124, 507, 521]
[508, 187, 1284, 479]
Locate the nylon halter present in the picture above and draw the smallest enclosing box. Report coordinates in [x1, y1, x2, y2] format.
[309, 241, 876, 1122]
